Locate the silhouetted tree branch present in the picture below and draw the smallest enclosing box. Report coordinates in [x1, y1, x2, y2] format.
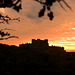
[0, 28, 18, 40]
[0, 0, 21, 24]
[0, 36, 19, 40]
[0, 0, 22, 40]
[35, 0, 72, 20]
[0, 0, 72, 40]
[0, 14, 20, 24]
[0, 0, 22, 12]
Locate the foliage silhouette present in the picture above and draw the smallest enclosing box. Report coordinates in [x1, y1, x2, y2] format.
[0, 0, 21, 24]
[0, 14, 20, 24]
[0, 0, 73, 40]
[0, 0, 22, 12]
[35, 0, 72, 20]
[0, 0, 21, 40]
[0, 28, 18, 40]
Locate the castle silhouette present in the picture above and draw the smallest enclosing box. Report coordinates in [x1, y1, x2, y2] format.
[19, 39, 65, 53]
[0, 39, 75, 75]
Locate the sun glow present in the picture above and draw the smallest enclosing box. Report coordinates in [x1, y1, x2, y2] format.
[72, 28, 75, 30]
[48, 35, 75, 52]
[0, 8, 5, 13]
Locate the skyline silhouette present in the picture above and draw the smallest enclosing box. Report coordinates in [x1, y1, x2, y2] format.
[0, 1, 75, 74]
[0, 39, 75, 74]
[0, 39, 75, 52]
[0, 0, 75, 52]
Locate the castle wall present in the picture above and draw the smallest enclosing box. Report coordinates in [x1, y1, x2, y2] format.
[32, 39, 49, 48]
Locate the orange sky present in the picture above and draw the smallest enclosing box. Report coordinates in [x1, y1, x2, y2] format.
[0, 0, 75, 52]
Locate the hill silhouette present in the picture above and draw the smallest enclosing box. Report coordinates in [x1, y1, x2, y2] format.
[0, 39, 75, 75]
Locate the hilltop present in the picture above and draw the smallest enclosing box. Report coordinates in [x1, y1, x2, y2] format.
[0, 39, 75, 75]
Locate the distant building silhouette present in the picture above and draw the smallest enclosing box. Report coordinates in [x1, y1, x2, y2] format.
[0, 39, 75, 75]
[19, 39, 65, 53]
[32, 39, 49, 48]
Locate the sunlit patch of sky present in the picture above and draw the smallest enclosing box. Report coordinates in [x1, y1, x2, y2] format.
[0, 8, 5, 13]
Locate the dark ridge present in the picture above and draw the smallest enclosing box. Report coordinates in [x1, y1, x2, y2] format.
[0, 39, 75, 75]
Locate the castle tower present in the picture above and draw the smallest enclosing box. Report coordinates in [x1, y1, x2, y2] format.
[32, 39, 49, 48]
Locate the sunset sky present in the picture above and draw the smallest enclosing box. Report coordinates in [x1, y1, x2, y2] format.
[0, 0, 75, 52]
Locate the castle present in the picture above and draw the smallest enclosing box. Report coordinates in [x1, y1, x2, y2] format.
[32, 39, 49, 48]
[19, 39, 65, 52]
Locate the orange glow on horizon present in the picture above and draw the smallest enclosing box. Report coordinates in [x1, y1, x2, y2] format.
[0, 8, 5, 13]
